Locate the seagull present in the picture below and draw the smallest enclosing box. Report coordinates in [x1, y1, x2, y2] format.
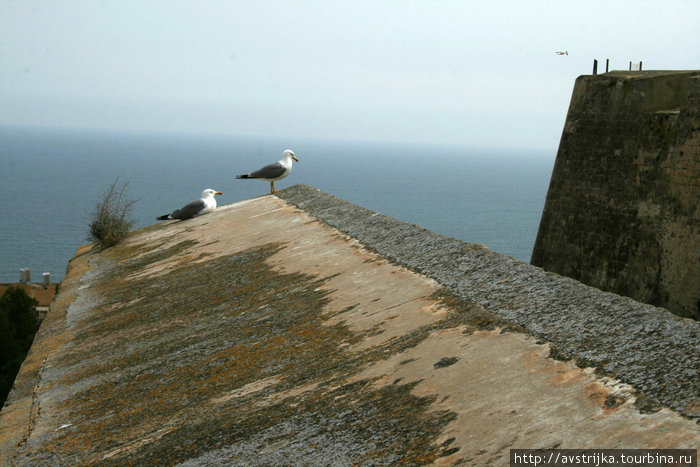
[556, 51, 568, 55]
[156, 189, 222, 221]
[236, 149, 299, 194]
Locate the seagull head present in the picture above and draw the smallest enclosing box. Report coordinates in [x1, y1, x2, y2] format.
[283, 149, 299, 163]
[201, 189, 223, 198]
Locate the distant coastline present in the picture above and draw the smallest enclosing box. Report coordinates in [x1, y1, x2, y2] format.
[0, 126, 554, 283]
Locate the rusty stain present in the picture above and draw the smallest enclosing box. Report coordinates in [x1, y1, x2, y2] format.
[686, 400, 700, 417]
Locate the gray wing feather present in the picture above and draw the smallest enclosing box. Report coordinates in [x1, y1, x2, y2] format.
[171, 199, 205, 220]
[248, 162, 287, 180]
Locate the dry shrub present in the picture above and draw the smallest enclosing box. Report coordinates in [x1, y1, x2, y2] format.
[88, 179, 138, 248]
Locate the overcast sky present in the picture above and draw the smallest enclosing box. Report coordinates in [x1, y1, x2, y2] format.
[1, 0, 699, 151]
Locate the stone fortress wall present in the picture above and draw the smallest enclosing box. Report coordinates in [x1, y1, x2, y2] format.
[532, 71, 700, 319]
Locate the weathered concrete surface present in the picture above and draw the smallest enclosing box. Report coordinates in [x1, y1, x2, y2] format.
[277, 185, 700, 418]
[531, 70, 700, 319]
[1, 190, 698, 465]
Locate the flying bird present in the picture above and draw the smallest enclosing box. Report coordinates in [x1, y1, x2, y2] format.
[156, 188, 222, 220]
[236, 149, 299, 194]
[556, 51, 568, 55]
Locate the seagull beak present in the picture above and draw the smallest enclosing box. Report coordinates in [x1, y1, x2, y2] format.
[215, 191, 222, 195]
[292, 156, 299, 162]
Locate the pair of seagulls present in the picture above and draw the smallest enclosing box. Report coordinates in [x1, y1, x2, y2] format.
[156, 149, 299, 221]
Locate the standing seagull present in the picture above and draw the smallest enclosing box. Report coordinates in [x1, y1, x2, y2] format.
[156, 189, 222, 220]
[236, 149, 299, 194]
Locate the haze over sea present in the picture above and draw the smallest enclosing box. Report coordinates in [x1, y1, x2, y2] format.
[0, 126, 554, 283]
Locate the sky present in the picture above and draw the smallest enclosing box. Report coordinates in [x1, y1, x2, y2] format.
[1, 0, 699, 151]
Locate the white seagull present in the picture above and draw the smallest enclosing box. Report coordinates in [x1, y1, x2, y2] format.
[236, 149, 299, 194]
[556, 51, 568, 55]
[156, 189, 222, 220]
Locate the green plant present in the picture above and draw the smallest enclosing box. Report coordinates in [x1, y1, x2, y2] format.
[0, 287, 39, 408]
[88, 179, 138, 248]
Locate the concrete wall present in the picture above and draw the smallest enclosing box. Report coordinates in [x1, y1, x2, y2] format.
[532, 71, 700, 320]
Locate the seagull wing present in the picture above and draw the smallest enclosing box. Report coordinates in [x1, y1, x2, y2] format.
[171, 199, 206, 220]
[247, 161, 287, 180]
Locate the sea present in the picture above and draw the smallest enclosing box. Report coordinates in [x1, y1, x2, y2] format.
[0, 126, 555, 283]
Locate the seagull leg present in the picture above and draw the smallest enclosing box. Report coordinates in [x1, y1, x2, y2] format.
[270, 181, 275, 194]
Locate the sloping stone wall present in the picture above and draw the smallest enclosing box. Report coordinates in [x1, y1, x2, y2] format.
[1, 190, 697, 465]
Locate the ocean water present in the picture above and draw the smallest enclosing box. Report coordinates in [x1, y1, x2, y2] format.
[0, 126, 554, 283]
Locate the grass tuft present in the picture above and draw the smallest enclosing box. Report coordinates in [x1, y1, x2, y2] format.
[88, 179, 138, 248]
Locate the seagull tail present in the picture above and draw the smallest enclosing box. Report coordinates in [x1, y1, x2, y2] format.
[235, 174, 250, 179]
[156, 214, 172, 221]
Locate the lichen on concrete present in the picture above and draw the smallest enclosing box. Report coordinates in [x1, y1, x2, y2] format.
[47, 244, 456, 464]
[277, 184, 700, 419]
